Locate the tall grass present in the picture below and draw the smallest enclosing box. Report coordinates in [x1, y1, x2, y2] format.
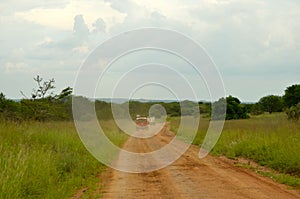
[0, 120, 127, 198]
[170, 113, 300, 187]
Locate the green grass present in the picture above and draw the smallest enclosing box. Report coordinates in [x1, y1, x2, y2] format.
[0, 120, 127, 199]
[170, 113, 300, 188]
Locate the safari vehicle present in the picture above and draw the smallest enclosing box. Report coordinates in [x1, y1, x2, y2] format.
[148, 116, 155, 125]
[135, 115, 149, 130]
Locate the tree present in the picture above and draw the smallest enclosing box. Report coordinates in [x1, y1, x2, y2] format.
[251, 103, 264, 115]
[0, 92, 6, 111]
[212, 96, 249, 120]
[180, 100, 198, 116]
[283, 84, 300, 108]
[20, 75, 73, 121]
[55, 87, 73, 101]
[225, 96, 249, 120]
[31, 75, 55, 99]
[286, 102, 300, 121]
[0, 92, 21, 120]
[211, 97, 226, 120]
[198, 102, 211, 114]
[167, 102, 181, 117]
[149, 104, 166, 119]
[258, 95, 283, 114]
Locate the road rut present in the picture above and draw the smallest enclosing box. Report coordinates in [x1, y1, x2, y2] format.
[101, 124, 300, 199]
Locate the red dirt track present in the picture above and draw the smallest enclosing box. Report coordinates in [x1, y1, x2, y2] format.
[99, 124, 300, 199]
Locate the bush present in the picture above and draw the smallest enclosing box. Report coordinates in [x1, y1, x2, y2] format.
[251, 103, 264, 115]
[212, 96, 249, 120]
[283, 84, 300, 108]
[258, 95, 283, 114]
[286, 102, 300, 121]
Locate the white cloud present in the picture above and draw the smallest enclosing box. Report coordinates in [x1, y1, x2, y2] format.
[92, 18, 106, 33]
[0, 0, 69, 15]
[72, 42, 90, 54]
[73, 14, 89, 39]
[4, 62, 34, 73]
[36, 37, 54, 47]
[1, 0, 299, 100]
[11, 48, 26, 57]
[14, 0, 126, 31]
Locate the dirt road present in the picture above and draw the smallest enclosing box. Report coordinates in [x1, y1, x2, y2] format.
[101, 124, 300, 199]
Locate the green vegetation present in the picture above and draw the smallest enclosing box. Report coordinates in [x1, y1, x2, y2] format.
[96, 100, 204, 120]
[284, 84, 300, 121]
[283, 84, 300, 108]
[250, 84, 300, 117]
[286, 102, 300, 121]
[212, 95, 249, 120]
[1, 79, 299, 122]
[1, 76, 299, 197]
[170, 113, 300, 188]
[258, 95, 283, 114]
[0, 120, 127, 198]
[0, 75, 73, 121]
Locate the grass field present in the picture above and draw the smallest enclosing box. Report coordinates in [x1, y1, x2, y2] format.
[170, 113, 300, 188]
[0, 120, 127, 199]
[1, 113, 299, 198]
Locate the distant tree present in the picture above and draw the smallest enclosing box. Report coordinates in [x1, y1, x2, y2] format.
[0, 92, 7, 119]
[211, 97, 226, 120]
[72, 96, 94, 121]
[258, 95, 283, 114]
[129, 101, 151, 118]
[149, 104, 166, 119]
[251, 103, 264, 115]
[164, 102, 181, 117]
[286, 102, 300, 121]
[0, 92, 5, 112]
[225, 96, 249, 120]
[243, 103, 253, 114]
[31, 75, 55, 100]
[198, 102, 211, 114]
[0, 92, 21, 120]
[283, 84, 300, 108]
[95, 100, 114, 120]
[211, 96, 248, 120]
[55, 87, 73, 101]
[180, 100, 198, 116]
[20, 75, 73, 121]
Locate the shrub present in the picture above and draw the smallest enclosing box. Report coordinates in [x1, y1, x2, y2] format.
[286, 102, 300, 121]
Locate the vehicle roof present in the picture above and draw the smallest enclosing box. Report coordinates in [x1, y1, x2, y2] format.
[136, 117, 147, 119]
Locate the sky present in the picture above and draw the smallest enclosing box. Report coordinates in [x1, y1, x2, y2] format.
[0, 0, 299, 102]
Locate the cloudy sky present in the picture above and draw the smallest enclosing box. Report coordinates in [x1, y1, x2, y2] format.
[0, 0, 299, 102]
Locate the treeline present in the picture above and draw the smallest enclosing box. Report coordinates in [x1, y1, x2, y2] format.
[246, 84, 300, 120]
[0, 91, 210, 122]
[73, 97, 211, 121]
[68, 83, 300, 121]
[211, 84, 300, 120]
[0, 75, 210, 121]
[0, 76, 73, 121]
[0, 76, 299, 121]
